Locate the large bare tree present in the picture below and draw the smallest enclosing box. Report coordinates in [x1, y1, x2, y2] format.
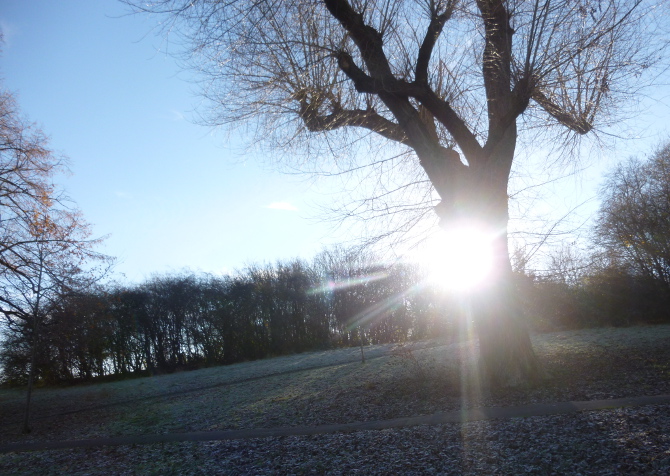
[127, 0, 667, 386]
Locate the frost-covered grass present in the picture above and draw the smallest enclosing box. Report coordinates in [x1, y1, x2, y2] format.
[1, 324, 669, 447]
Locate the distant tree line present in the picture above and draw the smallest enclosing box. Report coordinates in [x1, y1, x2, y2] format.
[0, 248, 459, 384]
[519, 262, 670, 332]
[4, 237, 670, 386]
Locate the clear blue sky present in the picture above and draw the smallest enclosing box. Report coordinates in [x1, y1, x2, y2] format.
[1, 0, 343, 282]
[1, 1, 668, 282]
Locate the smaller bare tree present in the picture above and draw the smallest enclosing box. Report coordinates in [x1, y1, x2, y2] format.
[0, 84, 112, 433]
[595, 141, 670, 289]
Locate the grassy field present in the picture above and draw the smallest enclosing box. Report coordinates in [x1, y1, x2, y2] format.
[1, 324, 669, 448]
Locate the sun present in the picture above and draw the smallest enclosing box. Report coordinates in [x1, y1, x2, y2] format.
[421, 224, 494, 291]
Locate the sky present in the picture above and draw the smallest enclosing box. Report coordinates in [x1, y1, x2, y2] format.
[1, 0, 346, 282]
[1, 1, 669, 283]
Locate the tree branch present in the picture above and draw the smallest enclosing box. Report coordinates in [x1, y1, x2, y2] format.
[415, 2, 455, 85]
[322, 0, 393, 78]
[414, 88, 484, 161]
[295, 89, 409, 145]
[531, 89, 593, 134]
[476, 0, 515, 134]
[333, 51, 484, 163]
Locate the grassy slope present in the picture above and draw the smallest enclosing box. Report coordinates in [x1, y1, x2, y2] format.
[1, 325, 669, 447]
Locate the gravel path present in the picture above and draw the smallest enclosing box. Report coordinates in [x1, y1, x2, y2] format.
[1, 403, 669, 475]
[3, 394, 670, 454]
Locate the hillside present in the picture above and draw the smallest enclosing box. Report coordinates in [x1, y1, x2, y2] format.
[1, 325, 670, 474]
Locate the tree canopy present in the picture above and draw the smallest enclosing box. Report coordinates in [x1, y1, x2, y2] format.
[127, 0, 666, 240]
[595, 141, 670, 289]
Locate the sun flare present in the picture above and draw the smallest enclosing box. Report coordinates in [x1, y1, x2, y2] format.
[421, 225, 494, 291]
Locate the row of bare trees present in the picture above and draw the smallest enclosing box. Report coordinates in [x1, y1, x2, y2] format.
[0, 251, 460, 384]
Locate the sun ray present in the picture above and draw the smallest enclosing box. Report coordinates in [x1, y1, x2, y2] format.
[307, 271, 388, 295]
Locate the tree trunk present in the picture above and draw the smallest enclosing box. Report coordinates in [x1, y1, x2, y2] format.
[467, 168, 539, 388]
[473, 256, 540, 387]
[358, 327, 366, 363]
[435, 137, 540, 387]
[23, 327, 37, 434]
